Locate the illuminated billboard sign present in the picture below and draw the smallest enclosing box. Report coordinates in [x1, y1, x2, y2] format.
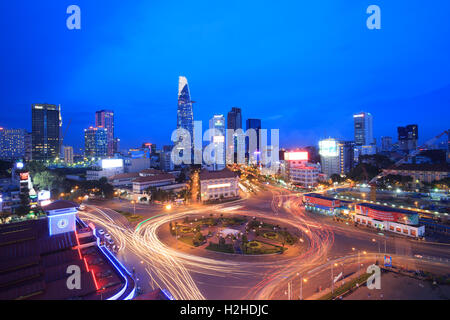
[20, 172, 29, 181]
[38, 190, 51, 201]
[101, 159, 124, 169]
[285, 152, 309, 161]
[356, 204, 419, 225]
[319, 140, 339, 157]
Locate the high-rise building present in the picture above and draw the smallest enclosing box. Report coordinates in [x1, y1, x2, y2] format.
[319, 139, 354, 178]
[381, 136, 393, 152]
[84, 127, 108, 158]
[160, 145, 174, 172]
[338, 141, 355, 174]
[31, 104, 61, 161]
[246, 118, 262, 164]
[227, 107, 242, 131]
[0, 128, 26, 161]
[227, 107, 243, 163]
[95, 110, 115, 156]
[398, 124, 419, 152]
[209, 115, 226, 171]
[354, 112, 374, 146]
[176, 77, 194, 161]
[64, 146, 74, 164]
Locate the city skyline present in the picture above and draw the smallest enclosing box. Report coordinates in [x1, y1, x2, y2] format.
[1, 1, 449, 150]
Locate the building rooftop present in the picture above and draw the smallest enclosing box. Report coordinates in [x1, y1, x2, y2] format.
[199, 168, 238, 181]
[0, 217, 134, 300]
[109, 172, 140, 180]
[133, 173, 175, 183]
[357, 202, 418, 216]
[140, 169, 163, 176]
[304, 193, 338, 202]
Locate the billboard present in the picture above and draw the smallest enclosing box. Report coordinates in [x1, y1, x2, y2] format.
[356, 204, 419, 225]
[319, 140, 339, 157]
[285, 151, 309, 161]
[101, 159, 124, 169]
[304, 195, 340, 208]
[38, 190, 51, 201]
[20, 172, 29, 181]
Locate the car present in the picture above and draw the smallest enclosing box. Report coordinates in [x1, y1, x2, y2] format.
[105, 234, 112, 240]
[414, 254, 423, 259]
[79, 205, 86, 211]
[98, 229, 105, 236]
[107, 239, 114, 245]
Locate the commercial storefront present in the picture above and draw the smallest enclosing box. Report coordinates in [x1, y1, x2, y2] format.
[303, 193, 341, 215]
[354, 203, 425, 238]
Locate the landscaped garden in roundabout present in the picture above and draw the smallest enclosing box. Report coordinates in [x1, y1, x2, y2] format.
[167, 214, 303, 256]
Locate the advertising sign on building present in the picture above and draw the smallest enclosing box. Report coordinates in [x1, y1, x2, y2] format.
[384, 255, 392, 267]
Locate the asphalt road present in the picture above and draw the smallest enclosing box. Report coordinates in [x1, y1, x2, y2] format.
[79, 185, 450, 300]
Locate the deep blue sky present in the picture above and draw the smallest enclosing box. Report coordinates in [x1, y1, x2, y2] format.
[1, 1, 449, 151]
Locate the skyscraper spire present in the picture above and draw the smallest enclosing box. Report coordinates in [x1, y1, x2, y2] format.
[176, 76, 195, 163]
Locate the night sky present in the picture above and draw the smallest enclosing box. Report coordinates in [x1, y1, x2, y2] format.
[1, 1, 449, 151]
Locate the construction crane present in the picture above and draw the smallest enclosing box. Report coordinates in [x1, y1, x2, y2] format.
[367, 130, 449, 201]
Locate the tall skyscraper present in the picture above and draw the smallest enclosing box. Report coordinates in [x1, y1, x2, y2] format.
[175, 77, 195, 164]
[354, 112, 374, 146]
[227, 107, 243, 163]
[398, 124, 419, 152]
[95, 110, 115, 156]
[209, 115, 226, 171]
[246, 118, 262, 163]
[227, 107, 242, 131]
[0, 127, 26, 161]
[177, 77, 194, 143]
[84, 127, 108, 158]
[31, 104, 61, 161]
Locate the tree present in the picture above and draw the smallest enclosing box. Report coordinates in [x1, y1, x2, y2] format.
[33, 171, 64, 192]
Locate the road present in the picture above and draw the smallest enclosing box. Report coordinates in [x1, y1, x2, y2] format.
[78, 185, 450, 300]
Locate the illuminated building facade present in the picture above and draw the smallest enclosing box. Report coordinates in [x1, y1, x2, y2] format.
[0, 128, 26, 161]
[31, 104, 61, 161]
[227, 107, 243, 163]
[176, 76, 194, 160]
[199, 168, 239, 202]
[64, 146, 74, 164]
[84, 127, 108, 158]
[246, 118, 262, 164]
[209, 115, 226, 171]
[398, 124, 419, 152]
[319, 139, 354, 178]
[95, 110, 115, 156]
[354, 112, 374, 146]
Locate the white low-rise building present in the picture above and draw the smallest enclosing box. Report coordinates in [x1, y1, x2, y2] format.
[199, 168, 239, 202]
[132, 174, 176, 194]
[289, 164, 320, 188]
